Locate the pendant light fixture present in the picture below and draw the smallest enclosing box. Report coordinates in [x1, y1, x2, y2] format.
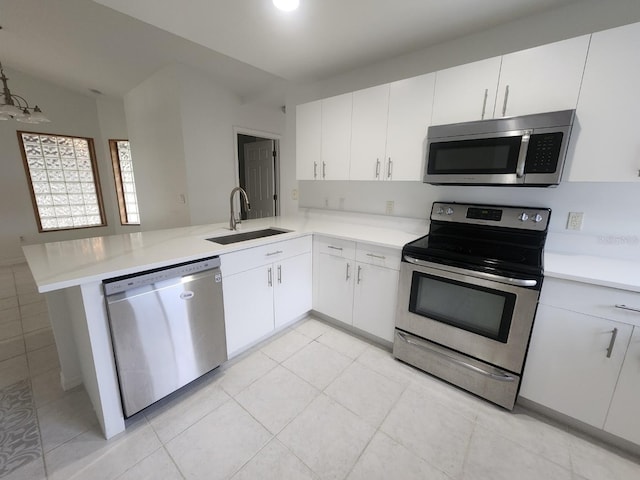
[0, 61, 50, 123]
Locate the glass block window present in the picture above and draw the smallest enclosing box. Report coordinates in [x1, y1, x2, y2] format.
[109, 140, 140, 225]
[18, 132, 106, 232]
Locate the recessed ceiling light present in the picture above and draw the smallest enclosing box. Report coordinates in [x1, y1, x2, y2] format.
[273, 0, 299, 12]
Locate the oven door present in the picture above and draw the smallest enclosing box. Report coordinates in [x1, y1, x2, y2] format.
[395, 258, 540, 374]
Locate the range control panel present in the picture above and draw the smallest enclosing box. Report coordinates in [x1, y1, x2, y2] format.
[431, 202, 550, 231]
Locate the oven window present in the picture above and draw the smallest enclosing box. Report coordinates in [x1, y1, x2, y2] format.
[428, 136, 522, 174]
[408, 272, 516, 343]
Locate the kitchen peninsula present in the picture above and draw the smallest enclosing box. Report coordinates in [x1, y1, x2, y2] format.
[22, 214, 422, 439]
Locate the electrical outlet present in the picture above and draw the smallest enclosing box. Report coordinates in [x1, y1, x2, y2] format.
[291, 189, 298, 200]
[324, 197, 329, 208]
[567, 212, 584, 231]
[339, 197, 345, 210]
[386, 200, 394, 215]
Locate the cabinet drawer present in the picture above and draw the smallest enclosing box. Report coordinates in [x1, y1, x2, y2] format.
[314, 235, 356, 259]
[356, 243, 401, 270]
[221, 235, 312, 277]
[541, 278, 640, 326]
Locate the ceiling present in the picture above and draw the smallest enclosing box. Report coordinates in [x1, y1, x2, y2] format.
[0, 0, 580, 103]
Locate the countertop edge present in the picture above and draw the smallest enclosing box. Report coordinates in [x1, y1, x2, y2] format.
[25, 218, 423, 293]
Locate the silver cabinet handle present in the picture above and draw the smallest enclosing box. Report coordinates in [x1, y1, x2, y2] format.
[387, 158, 392, 179]
[266, 250, 283, 256]
[396, 331, 516, 382]
[313, 161, 318, 179]
[606, 328, 619, 358]
[375, 159, 380, 179]
[501, 85, 510, 117]
[346, 262, 350, 281]
[268, 267, 273, 287]
[327, 245, 343, 251]
[277, 264, 282, 284]
[615, 304, 640, 314]
[322, 161, 326, 179]
[481, 88, 488, 119]
[366, 253, 386, 260]
[357, 265, 362, 284]
[404, 256, 538, 287]
[515, 129, 532, 179]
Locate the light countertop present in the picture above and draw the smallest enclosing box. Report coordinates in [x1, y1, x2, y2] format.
[544, 252, 640, 293]
[23, 215, 424, 293]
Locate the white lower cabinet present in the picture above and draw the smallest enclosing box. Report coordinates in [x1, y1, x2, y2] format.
[274, 253, 312, 328]
[520, 277, 640, 446]
[314, 236, 400, 343]
[352, 263, 399, 342]
[520, 304, 632, 428]
[221, 236, 312, 356]
[604, 326, 640, 445]
[223, 264, 276, 356]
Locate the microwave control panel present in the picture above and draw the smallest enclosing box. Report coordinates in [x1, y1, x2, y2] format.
[524, 132, 563, 174]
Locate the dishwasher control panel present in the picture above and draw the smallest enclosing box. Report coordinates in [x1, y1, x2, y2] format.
[103, 256, 221, 296]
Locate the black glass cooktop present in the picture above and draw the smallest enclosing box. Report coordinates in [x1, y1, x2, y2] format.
[404, 222, 546, 278]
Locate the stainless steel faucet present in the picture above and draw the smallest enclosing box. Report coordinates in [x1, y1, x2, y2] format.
[229, 187, 250, 230]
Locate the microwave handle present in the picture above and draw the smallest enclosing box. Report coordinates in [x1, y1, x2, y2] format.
[515, 130, 532, 178]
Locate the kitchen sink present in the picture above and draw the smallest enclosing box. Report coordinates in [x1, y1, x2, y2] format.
[206, 228, 290, 245]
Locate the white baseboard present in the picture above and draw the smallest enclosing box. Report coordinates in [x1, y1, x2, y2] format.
[60, 371, 83, 391]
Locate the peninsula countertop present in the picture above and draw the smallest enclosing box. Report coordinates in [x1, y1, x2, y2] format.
[22, 215, 424, 293]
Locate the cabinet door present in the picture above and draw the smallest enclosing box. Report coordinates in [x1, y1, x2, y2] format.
[568, 23, 640, 182]
[274, 253, 312, 328]
[315, 253, 354, 325]
[222, 265, 275, 356]
[350, 84, 390, 180]
[431, 57, 502, 125]
[519, 304, 633, 428]
[385, 73, 435, 181]
[321, 93, 352, 180]
[296, 100, 322, 180]
[604, 326, 640, 445]
[496, 35, 589, 118]
[352, 263, 399, 342]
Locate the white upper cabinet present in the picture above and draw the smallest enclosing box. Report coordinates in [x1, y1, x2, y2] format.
[432, 36, 589, 125]
[321, 93, 352, 180]
[568, 22, 640, 182]
[496, 35, 590, 117]
[431, 57, 502, 125]
[350, 84, 390, 180]
[296, 100, 321, 180]
[385, 74, 436, 181]
[350, 75, 435, 181]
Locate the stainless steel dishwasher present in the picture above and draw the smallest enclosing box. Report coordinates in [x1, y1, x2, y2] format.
[104, 256, 227, 417]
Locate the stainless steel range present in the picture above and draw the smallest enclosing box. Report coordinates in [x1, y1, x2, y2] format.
[393, 202, 550, 409]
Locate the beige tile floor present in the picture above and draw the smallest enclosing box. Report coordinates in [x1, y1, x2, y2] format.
[2, 265, 640, 480]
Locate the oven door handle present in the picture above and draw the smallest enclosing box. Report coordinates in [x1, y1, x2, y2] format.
[404, 256, 538, 288]
[396, 331, 517, 382]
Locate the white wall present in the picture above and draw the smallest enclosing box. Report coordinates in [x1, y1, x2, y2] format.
[289, 0, 640, 261]
[124, 65, 191, 231]
[95, 96, 139, 235]
[0, 68, 122, 264]
[124, 63, 286, 230]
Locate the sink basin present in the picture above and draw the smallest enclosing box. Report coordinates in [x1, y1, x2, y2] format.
[206, 228, 290, 245]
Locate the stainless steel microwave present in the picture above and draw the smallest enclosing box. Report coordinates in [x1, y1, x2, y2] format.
[424, 109, 575, 186]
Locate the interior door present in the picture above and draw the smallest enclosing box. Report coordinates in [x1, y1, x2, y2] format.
[244, 140, 275, 219]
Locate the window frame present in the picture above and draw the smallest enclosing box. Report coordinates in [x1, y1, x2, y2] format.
[17, 130, 107, 233]
[108, 139, 140, 226]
